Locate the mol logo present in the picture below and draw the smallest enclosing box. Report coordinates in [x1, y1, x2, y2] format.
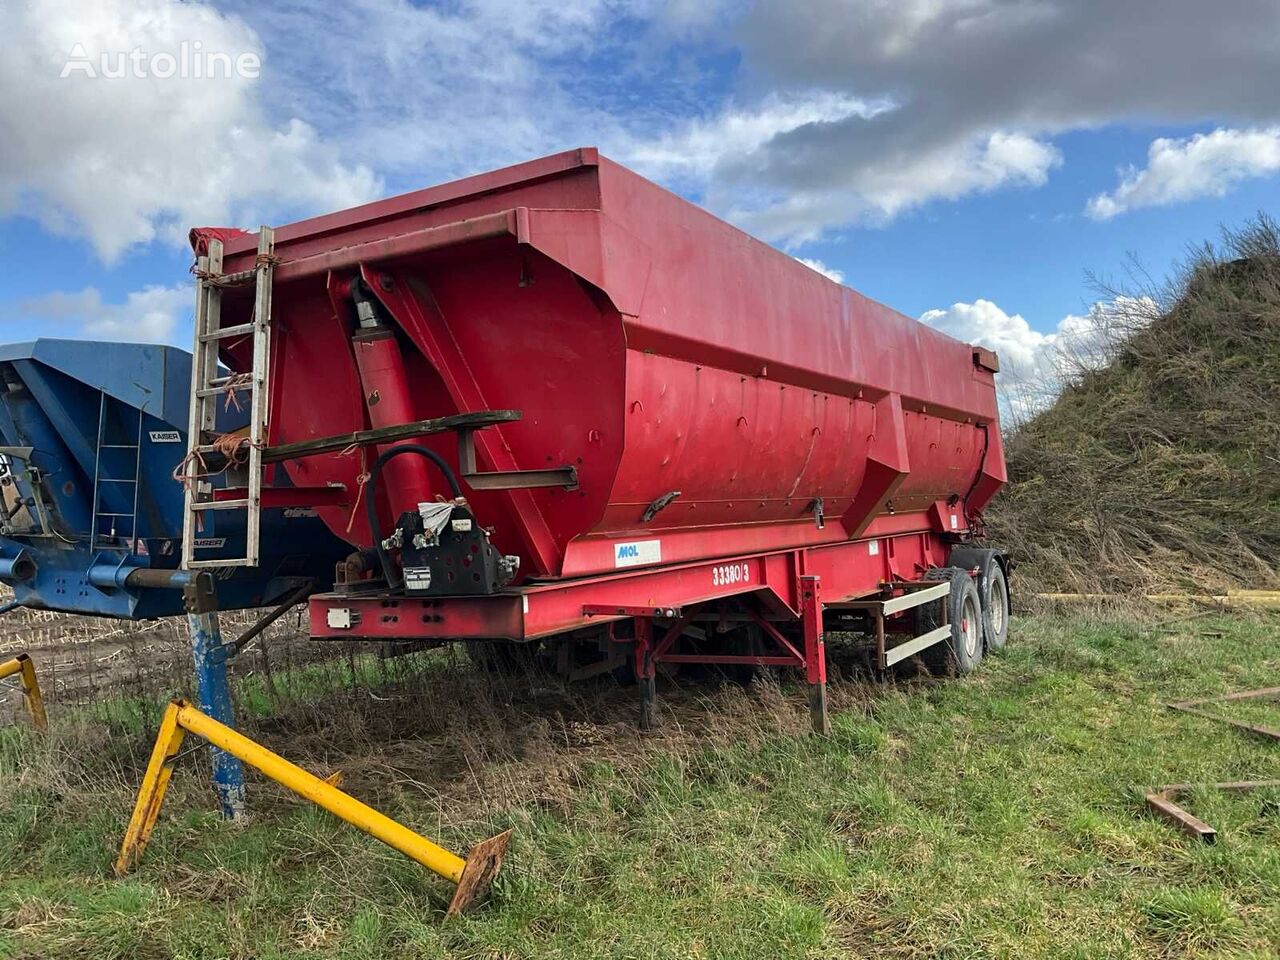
[613, 539, 661, 568]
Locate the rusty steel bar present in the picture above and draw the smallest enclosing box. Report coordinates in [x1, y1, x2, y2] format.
[1168, 686, 1280, 743]
[230, 580, 317, 655]
[1145, 790, 1218, 843]
[1145, 780, 1280, 844]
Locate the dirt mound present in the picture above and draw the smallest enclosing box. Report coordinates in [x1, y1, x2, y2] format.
[986, 216, 1280, 594]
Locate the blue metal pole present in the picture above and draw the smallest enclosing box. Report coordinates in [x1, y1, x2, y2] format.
[184, 573, 247, 820]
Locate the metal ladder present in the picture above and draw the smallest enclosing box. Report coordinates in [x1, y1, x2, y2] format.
[181, 227, 275, 570]
[89, 394, 144, 553]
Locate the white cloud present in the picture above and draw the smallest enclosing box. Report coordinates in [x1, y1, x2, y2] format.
[623, 92, 889, 186]
[921, 299, 1049, 371]
[225, 0, 661, 189]
[20, 285, 189, 344]
[0, 0, 380, 262]
[7, 0, 1276, 274]
[921, 295, 1158, 423]
[848, 130, 1062, 219]
[616, 93, 1065, 245]
[731, 130, 1061, 245]
[1087, 127, 1280, 219]
[199, 5, 1057, 248]
[729, 0, 1280, 242]
[794, 257, 845, 283]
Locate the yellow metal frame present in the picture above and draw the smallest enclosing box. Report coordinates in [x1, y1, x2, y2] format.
[0, 654, 47, 730]
[115, 699, 510, 915]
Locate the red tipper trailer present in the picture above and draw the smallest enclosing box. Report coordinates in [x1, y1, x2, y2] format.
[187, 147, 1010, 732]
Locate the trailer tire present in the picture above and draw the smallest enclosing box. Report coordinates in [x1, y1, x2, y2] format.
[982, 562, 1010, 651]
[916, 567, 983, 676]
[949, 548, 1011, 652]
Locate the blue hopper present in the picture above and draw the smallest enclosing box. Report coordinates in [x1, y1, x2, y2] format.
[0, 339, 348, 618]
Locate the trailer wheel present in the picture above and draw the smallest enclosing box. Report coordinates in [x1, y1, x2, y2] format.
[949, 548, 1011, 652]
[982, 561, 1010, 651]
[916, 568, 983, 676]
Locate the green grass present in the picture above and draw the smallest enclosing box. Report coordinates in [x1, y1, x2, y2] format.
[1, 613, 1278, 958]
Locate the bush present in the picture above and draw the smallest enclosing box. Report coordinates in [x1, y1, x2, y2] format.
[985, 215, 1280, 594]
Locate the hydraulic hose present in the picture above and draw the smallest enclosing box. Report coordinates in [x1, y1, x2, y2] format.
[364, 444, 463, 588]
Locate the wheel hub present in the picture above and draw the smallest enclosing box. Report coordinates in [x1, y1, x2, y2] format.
[961, 596, 980, 658]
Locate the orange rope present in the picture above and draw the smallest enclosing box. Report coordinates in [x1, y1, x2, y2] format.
[213, 432, 252, 467]
[171, 448, 207, 491]
[221, 373, 254, 412]
[189, 251, 280, 285]
[190, 267, 233, 288]
[338, 444, 370, 533]
[171, 433, 253, 490]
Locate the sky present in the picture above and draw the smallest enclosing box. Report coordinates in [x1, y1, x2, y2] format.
[2, 0, 1279, 410]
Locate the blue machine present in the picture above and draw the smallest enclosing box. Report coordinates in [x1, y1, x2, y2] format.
[0, 339, 348, 618]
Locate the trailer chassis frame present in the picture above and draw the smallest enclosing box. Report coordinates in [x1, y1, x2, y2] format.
[313, 530, 965, 733]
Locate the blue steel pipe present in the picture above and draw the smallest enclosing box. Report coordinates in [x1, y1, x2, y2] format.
[89, 563, 245, 817]
[182, 572, 246, 821]
[188, 604, 247, 820]
[0, 551, 36, 582]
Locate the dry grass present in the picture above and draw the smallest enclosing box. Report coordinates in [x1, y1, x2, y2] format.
[0, 612, 1278, 958]
[986, 214, 1280, 595]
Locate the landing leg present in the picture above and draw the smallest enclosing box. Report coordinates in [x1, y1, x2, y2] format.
[634, 617, 656, 731]
[799, 575, 830, 736]
[184, 573, 247, 820]
[808, 683, 829, 735]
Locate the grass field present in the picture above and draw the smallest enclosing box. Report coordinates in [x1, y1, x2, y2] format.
[0, 611, 1277, 959]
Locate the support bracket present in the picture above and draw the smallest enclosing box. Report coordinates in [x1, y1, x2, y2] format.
[457, 428, 577, 491]
[115, 699, 510, 916]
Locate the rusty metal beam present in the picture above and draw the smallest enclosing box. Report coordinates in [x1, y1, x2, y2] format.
[1145, 790, 1218, 843]
[1145, 779, 1280, 844]
[1167, 686, 1280, 743]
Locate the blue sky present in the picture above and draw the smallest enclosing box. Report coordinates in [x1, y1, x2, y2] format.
[2, 0, 1279, 398]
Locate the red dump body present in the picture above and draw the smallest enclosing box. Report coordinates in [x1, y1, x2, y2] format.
[203, 148, 1005, 585]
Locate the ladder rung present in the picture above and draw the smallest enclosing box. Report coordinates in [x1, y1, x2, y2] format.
[95, 512, 136, 517]
[201, 268, 257, 287]
[196, 386, 258, 399]
[100, 444, 140, 449]
[192, 498, 250, 510]
[99, 478, 137, 483]
[199, 322, 257, 342]
[183, 224, 273, 574]
[206, 373, 245, 387]
[193, 443, 252, 456]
